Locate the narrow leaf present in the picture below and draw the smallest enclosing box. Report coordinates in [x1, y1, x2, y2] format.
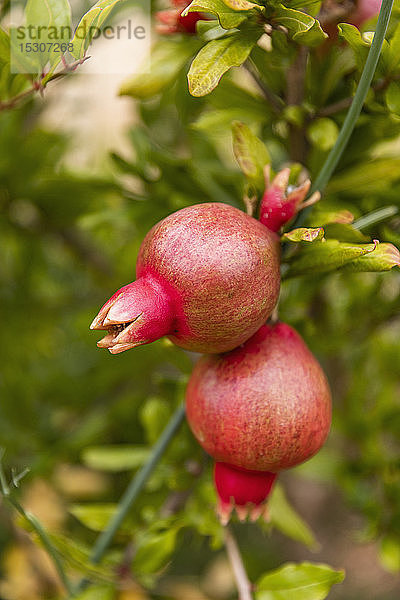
[268, 484, 317, 549]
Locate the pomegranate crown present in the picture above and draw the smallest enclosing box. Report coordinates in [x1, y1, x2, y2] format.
[214, 462, 277, 525]
[259, 166, 320, 232]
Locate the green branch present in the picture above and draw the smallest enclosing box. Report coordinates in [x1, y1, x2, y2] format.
[295, 0, 394, 228]
[70, 403, 186, 597]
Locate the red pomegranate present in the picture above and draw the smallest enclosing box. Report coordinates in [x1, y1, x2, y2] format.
[185, 322, 332, 522]
[91, 203, 280, 354]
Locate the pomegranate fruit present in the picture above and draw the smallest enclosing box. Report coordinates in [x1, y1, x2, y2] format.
[91, 203, 280, 354]
[185, 322, 332, 521]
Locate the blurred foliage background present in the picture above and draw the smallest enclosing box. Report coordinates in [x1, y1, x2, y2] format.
[1, 0, 400, 598]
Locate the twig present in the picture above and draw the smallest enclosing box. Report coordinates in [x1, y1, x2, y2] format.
[244, 60, 284, 114]
[0, 451, 73, 595]
[0, 56, 90, 112]
[224, 526, 253, 600]
[70, 404, 186, 597]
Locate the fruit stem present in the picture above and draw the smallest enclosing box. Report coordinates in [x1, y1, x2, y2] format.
[296, 0, 394, 226]
[225, 525, 254, 600]
[69, 404, 186, 597]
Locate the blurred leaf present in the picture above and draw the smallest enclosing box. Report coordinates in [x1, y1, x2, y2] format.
[327, 159, 400, 195]
[232, 121, 269, 191]
[188, 27, 260, 96]
[285, 240, 378, 277]
[307, 209, 354, 226]
[183, 0, 249, 29]
[71, 0, 123, 59]
[140, 398, 171, 445]
[282, 227, 324, 243]
[73, 586, 115, 600]
[82, 445, 150, 472]
[256, 562, 345, 600]
[307, 118, 339, 151]
[385, 81, 400, 116]
[323, 223, 369, 243]
[272, 6, 327, 47]
[69, 503, 133, 533]
[379, 536, 400, 574]
[268, 484, 317, 549]
[46, 532, 117, 581]
[132, 528, 178, 576]
[120, 40, 197, 99]
[387, 22, 400, 73]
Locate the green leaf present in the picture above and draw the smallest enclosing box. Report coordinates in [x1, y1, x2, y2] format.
[132, 528, 178, 576]
[385, 81, 400, 116]
[183, 0, 250, 29]
[268, 484, 318, 549]
[25, 0, 71, 68]
[338, 23, 369, 71]
[231, 121, 269, 190]
[0, 28, 10, 64]
[82, 445, 150, 472]
[69, 503, 133, 533]
[340, 242, 400, 272]
[256, 562, 345, 600]
[271, 5, 327, 47]
[283, 227, 324, 243]
[71, 0, 123, 60]
[285, 240, 378, 277]
[120, 40, 196, 98]
[307, 118, 339, 151]
[188, 27, 260, 97]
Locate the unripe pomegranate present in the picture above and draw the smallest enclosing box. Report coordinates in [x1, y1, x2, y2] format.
[259, 167, 319, 233]
[185, 323, 332, 522]
[91, 203, 280, 354]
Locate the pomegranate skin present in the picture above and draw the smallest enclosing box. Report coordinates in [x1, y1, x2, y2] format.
[185, 322, 332, 471]
[92, 203, 280, 354]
